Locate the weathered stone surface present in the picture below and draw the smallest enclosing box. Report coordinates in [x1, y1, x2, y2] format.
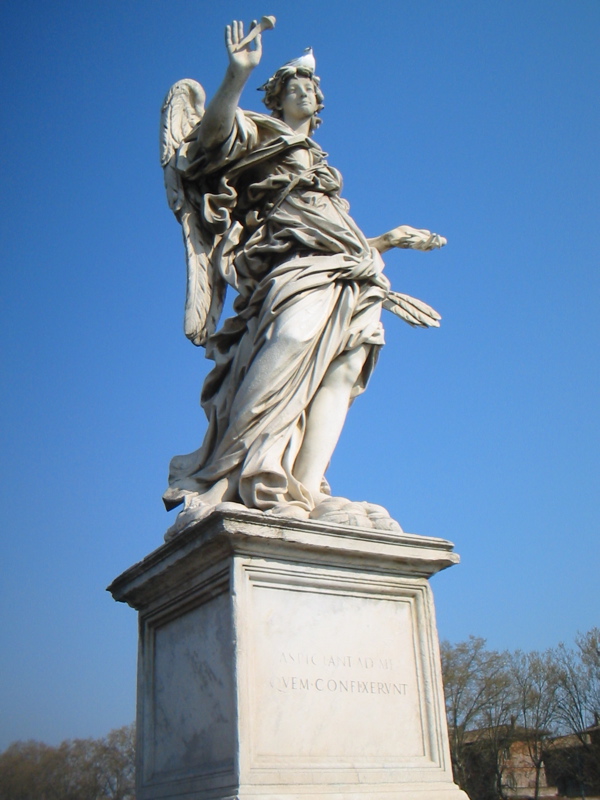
[108, 509, 468, 800]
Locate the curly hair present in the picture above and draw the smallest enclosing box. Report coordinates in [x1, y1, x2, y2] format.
[259, 66, 325, 132]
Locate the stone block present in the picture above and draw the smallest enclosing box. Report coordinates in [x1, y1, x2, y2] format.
[108, 509, 468, 800]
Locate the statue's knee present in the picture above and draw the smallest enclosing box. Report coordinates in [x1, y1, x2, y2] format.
[325, 348, 367, 390]
[275, 329, 307, 348]
[272, 318, 312, 349]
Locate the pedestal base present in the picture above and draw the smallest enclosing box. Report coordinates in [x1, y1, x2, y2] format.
[108, 508, 467, 800]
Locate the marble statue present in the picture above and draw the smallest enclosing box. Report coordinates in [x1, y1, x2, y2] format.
[160, 18, 446, 537]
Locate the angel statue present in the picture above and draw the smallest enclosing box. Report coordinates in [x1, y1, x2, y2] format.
[160, 18, 446, 538]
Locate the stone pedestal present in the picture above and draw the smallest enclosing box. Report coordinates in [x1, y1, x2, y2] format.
[108, 508, 468, 800]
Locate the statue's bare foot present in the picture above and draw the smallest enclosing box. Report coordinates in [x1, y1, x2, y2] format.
[164, 493, 213, 541]
[164, 478, 237, 541]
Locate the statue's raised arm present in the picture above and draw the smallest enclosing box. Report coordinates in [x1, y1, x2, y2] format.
[197, 20, 264, 149]
[160, 18, 447, 538]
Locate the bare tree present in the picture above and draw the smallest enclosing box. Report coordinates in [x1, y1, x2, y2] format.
[0, 739, 64, 800]
[553, 629, 600, 798]
[441, 630, 600, 800]
[96, 724, 135, 800]
[472, 686, 518, 800]
[510, 649, 560, 800]
[556, 629, 600, 735]
[0, 724, 135, 800]
[441, 636, 513, 797]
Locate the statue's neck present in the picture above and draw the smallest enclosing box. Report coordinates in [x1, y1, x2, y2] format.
[281, 116, 312, 136]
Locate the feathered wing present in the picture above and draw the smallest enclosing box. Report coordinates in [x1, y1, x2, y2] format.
[160, 79, 206, 213]
[160, 79, 226, 347]
[383, 291, 441, 328]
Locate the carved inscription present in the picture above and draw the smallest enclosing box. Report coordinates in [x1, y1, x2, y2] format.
[271, 676, 407, 694]
[279, 653, 395, 669]
[249, 584, 425, 759]
[270, 652, 409, 696]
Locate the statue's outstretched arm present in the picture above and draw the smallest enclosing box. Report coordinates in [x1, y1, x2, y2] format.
[368, 225, 447, 253]
[370, 225, 446, 328]
[197, 20, 263, 149]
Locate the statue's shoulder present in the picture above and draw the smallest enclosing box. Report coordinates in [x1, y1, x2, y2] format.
[241, 109, 292, 138]
[240, 111, 321, 154]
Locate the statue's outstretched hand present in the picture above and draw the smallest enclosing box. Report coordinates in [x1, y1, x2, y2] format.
[198, 19, 267, 149]
[369, 225, 447, 254]
[226, 20, 262, 77]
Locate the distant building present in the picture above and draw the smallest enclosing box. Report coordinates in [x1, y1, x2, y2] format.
[544, 725, 600, 799]
[460, 725, 600, 800]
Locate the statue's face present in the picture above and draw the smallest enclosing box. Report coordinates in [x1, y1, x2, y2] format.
[279, 76, 318, 126]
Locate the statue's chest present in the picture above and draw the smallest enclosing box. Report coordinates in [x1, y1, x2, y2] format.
[292, 147, 312, 170]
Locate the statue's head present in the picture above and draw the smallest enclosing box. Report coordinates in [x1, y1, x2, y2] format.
[259, 65, 325, 133]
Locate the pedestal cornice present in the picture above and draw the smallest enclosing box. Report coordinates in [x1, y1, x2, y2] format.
[107, 508, 459, 610]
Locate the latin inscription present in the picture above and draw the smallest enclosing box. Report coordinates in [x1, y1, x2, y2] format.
[270, 676, 407, 694]
[270, 652, 409, 697]
[249, 585, 426, 760]
[279, 652, 396, 669]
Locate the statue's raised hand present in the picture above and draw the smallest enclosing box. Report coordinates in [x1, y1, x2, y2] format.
[226, 20, 262, 77]
[196, 18, 271, 149]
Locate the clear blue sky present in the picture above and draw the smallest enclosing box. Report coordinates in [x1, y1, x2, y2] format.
[1, 0, 598, 751]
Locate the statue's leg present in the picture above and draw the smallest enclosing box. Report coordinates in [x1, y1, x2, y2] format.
[292, 343, 370, 504]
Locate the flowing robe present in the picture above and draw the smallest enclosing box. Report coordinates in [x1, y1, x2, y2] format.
[164, 109, 391, 512]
